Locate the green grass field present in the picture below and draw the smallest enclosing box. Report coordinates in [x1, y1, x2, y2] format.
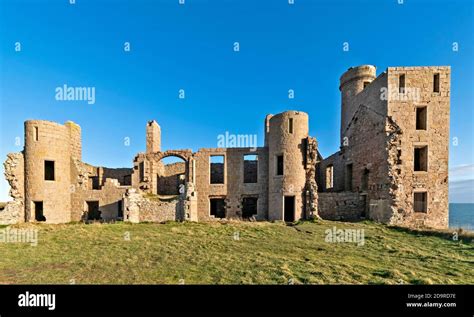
[0, 220, 473, 284]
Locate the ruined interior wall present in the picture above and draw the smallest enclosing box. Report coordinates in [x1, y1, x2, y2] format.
[71, 178, 129, 221]
[158, 162, 185, 195]
[0, 153, 25, 224]
[102, 167, 133, 186]
[318, 192, 365, 221]
[318, 71, 392, 223]
[194, 147, 268, 220]
[386, 67, 450, 229]
[317, 151, 345, 192]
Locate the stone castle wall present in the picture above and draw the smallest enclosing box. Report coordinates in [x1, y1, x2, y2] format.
[318, 192, 365, 221]
[1, 65, 450, 229]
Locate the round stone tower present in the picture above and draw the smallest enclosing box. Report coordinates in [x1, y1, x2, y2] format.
[267, 111, 309, 221]
[339, 65, 376, 140]
[24, 120, 77, 223]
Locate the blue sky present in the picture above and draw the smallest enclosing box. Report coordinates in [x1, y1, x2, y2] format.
[0, 0, 473, 202]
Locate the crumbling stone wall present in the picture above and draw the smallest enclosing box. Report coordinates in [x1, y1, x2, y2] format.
[0, 153, 25, 224]
[71, 178, 129, 221]
[123, 188, 182, 223]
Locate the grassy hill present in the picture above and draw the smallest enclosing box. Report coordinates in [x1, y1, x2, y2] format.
[0, 220, 472, 284]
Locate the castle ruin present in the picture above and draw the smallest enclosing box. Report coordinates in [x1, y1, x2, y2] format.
[0, 65, 450, 229]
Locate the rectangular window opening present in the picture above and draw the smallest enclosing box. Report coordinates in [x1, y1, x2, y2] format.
[399, 74, 405, 93]
[210, 198, 226, 218]
[276, 155, 284, 176]
[288, 118, 294, 134]
[90, 176, 100, 190]
[433, 73, 440, 93]
[210, 155, 225, 184]
[243, 154, 258, 183]
[139, 161, 145, 182]
[345, 163, 353, 191]
[242, 197, 258, 219]
[361, 168, 369, 191]
[34, 127, 39, 141]
[44, 160, 55, 181]
[414, 146, 428, 171]
[414, 192, 427, 213]
[416, 106, 427, 130]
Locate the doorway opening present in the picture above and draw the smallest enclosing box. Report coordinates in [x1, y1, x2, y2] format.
[284, 196, 295, 222]
[34, 201, 46, 222]
[86, 201, 101, 220]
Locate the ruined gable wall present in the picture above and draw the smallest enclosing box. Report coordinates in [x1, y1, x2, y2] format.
[345, 106, 397, 223]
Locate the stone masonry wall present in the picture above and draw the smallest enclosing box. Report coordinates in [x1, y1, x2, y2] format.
[71, 178, 129, 221]
[386, 67, 450, 229]
[123, 188, 181, 223]
[194, 147, 269, 221]
[318, 192, 365, 221]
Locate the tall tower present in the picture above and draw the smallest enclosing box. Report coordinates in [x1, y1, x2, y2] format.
[339, 65, 376, 140]
[146, 120, 161, 153]
[24, 120, 74, 223]
[267, 111, 309, 221]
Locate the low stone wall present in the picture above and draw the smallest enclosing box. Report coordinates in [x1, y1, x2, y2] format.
[318, 192, 365, 221]
[124, 189, 183, 223]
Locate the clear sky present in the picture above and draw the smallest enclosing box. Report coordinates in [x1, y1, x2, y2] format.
[0, 0, 473, 202]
